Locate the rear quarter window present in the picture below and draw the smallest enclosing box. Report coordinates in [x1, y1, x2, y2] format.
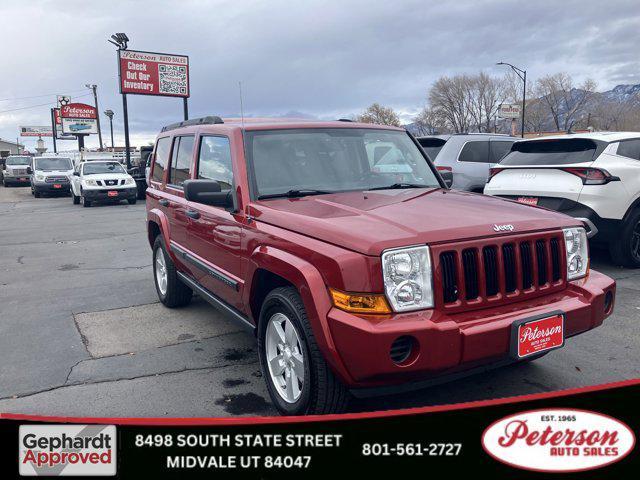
[152, 137, 171, 183]
[500, 138, 600, 165]
[616, 139, 640, 160]
[458, 141, 490, 163]
[489, 141, 514, 163]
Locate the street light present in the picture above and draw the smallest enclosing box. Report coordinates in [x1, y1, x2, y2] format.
[108, 32, 131, 168]
[497, 62, 527, 138]
[85, 84, 104, 150]
[104, 109, 115, 150]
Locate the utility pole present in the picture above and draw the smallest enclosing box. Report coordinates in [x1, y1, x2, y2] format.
[86, 84, 104, 150]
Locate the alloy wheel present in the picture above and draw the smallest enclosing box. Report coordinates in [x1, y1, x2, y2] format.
[155, 248, 168, 296]
[265, 312, 305, 403]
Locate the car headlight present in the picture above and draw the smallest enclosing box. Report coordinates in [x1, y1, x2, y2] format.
[84, 179, 98, 186]
[125, 177, 135, 185]
[35, 174, 45, 181]
[382, 245, 433, 312]
[563, 227, 589, 280]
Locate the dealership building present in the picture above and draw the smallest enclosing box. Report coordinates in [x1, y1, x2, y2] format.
[0, 138, 24, 156]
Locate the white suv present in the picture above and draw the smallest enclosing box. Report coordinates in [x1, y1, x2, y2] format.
[71, 160, 138, 207]
[484, 132, 640, 267]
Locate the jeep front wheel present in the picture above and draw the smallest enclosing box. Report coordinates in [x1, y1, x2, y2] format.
[152, 236, 192, 307]
[258, 287, 350, 415]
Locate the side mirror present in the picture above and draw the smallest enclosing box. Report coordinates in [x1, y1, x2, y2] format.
[73, 171, 80, 176]
[184, 179, 234, 210]
[26, 167, 32, 174]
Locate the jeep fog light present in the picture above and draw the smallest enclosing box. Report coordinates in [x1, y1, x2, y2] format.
[382, 246, 433, 312]
[563, 227, 589, 280]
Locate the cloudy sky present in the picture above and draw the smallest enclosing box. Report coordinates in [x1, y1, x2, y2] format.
[1, 0, 639, 151]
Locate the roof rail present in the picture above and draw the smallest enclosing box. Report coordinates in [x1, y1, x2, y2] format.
[161, 116, 224, 132]
[337, 118, 353, 122]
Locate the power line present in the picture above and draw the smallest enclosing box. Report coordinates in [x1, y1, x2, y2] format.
[0, 93, 92, 114]
[0, 88, 88, 103]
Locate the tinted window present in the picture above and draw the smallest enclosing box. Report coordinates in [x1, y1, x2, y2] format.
[500, 138, 598, 166]
[418, 138, 447, 160]
[617, 139, 640, 160]
[168, 136, 195, 186]
[245, 128, 440, 197]
[198, 136, 233, 190]
[458, 141, 490, 163]
[35, 157, 72, 170]
[152, 137, 171, 182]
[489, 141, 515, 163]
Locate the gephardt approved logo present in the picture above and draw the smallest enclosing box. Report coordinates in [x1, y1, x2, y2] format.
[19, 425, 116, 476]
[482, 409, 635, 472]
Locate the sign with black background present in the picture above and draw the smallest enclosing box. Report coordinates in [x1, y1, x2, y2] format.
[1, 380, 638, 478]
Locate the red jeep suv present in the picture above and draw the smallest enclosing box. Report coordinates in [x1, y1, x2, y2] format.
[146, 116, 616, 415]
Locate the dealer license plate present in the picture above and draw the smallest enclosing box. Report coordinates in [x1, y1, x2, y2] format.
[107, 191, 118, 197]
[517, 196, 538, 206]
[515, 314, 564, 358]
[53, 184, 62, 189]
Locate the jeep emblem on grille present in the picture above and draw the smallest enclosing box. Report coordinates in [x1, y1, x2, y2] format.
[493, 224, 514, 232]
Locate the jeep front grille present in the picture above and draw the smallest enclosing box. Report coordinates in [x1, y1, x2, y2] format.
[436, 232, 566, 312]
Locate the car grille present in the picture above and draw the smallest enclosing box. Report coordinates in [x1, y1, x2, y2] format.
[97, 179, 124, 186]
[45, 176, 69, 183]
[12, 169, 27, 175]
[435, 232, 566, 312]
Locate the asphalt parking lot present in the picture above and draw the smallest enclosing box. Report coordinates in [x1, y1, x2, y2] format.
[0, 185, 638, 417]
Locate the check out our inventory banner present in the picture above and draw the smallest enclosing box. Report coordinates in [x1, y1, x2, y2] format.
[0, 379, 638, 478]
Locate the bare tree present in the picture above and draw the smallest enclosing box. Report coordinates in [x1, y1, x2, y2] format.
[356, 103, 401, 126]
[536, 73, 597, 131]
[413, 106, 447, 135]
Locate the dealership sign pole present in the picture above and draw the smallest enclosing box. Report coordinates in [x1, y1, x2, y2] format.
[60, 103, 98, 152]
[110, 33, 190, 169]
[50, 109, 57, 153]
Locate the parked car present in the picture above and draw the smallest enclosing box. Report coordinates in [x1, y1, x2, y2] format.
[70, 160, 138, 207]
[418, 133, 517, 192]
[484, 132, 640, 267]
[146, 116, 615, 415]
[29, 156, 74, 197]
[2, 155, 32, 187]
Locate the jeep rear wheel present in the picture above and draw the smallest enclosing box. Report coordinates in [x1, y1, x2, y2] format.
[258, 287, 350, 415]
[609, 209, 640, 268]
[152, 236, 192, 307]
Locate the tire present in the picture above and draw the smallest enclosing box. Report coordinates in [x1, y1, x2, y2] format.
[72, 192, 80, 204]
[152, 236, 192, 307]
[128, 198, 137, 205]
[81, 194, 91, 207]
[258, 286, 350, 415]
[34, 190, 41, 198]
[137, 185, 147, 200]
[609, 209, 640, 268]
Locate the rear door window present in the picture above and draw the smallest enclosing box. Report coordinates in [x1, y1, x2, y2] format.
[458, 141, 490, 163]
[500, 138, 600, 165]
[616, 139, 640, 160]
[489, 140, 515, 163]
[168, 136, 195, 187]
[152, 137, 171, 183]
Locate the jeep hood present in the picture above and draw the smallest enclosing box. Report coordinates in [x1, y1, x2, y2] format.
[250, 188, 580, 256]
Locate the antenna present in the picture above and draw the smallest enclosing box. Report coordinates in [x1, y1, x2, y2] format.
[238, 81, 245, 128]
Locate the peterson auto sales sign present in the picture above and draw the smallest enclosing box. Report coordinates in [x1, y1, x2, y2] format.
[119, 49, 189, 97]
[482, 409, 635, 472]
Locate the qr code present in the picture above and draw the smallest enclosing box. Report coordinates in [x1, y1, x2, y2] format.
[158, 64, 188, 95]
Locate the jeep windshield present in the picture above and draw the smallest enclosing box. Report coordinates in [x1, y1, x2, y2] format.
[83, 162, 126, 175]
[35, 157, 72, 171]
[245, 128, 441, 199]
[5, 156, 31, 166]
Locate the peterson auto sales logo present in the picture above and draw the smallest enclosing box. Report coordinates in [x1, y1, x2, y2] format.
[19, 424, 116, 476]
[482, 409, 635, 472]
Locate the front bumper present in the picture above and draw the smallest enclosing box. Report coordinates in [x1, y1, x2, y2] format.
[327, 269, 615, 393]
[34, 182, 70, 192]
[4, 176, 31, 185]
[83, 187, 137, 201]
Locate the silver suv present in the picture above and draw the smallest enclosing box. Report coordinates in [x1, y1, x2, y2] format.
[418, 133, 517, 192]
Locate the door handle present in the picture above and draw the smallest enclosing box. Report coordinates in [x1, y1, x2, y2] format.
[186, 210, 201, 220]
[159, 199, 169, 207]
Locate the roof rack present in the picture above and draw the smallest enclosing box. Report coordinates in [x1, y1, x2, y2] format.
[161, 116, 224, 132]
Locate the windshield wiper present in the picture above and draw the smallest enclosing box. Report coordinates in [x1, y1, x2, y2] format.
[258, 189, 334, 200]
[367, 183, 431, 191]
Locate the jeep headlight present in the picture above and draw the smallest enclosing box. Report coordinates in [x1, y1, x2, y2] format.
[84, 179, 98, 186]
[563, 227, 589, 280]
[382, 245, 433, 312]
